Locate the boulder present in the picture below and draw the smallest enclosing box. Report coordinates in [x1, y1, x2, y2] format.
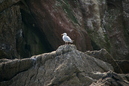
[0, 45, 113, 86]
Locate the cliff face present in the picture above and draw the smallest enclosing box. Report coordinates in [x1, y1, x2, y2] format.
[24, 0, 129, 60]
[0, 0, 23, 59]
[0, 0, 129, 71]
[1, 0, 129, 60]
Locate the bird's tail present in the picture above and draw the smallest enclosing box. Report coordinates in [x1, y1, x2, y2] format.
[71, 40, 74, 43]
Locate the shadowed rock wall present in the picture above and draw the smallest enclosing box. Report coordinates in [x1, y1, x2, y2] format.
[24, 0, 129, 60]
[0, 0, 129, 61]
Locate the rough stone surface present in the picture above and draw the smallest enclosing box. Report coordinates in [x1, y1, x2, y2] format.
[86, 49, 123, 73]
[90, 71, 129, 86]
[0, 0, 32, 59]
[0, 45, 113, 86]
[25, 0, 93, 52]
[0, 4, 23, 59]
[0, 58, 34, 81]
[0, 0, 129, 75]
[23, 0, 129, 60]
[78, 0, 129, 60]
[115, 60, 129, 74]
[0, 0, 129, 60]
[0, 0, 53, 59]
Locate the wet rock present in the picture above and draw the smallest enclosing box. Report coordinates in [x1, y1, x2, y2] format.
[0, 45, 113, 86]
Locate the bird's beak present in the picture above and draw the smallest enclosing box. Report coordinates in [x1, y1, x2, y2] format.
[61, 34, 63, 35]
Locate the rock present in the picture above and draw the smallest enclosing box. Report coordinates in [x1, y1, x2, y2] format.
[0, 50, 7, 59]
[86, 49, 123, 73]
[123, 0, 129, 43]
[0, 44, 113, 86]
[23, 0, 129, 60]
[0, 0, 21, 12]
[115, 60, 129, 74]
[86, 49, 129, 73]
[1, 0, 129, 61]
[90, 71, 129, 86]
[0, 0, 53, 59]
[0, 1, 23, 59]
[25, 0, 93, 52]
[0, 58, 34, 81]
[79, 0, 129, 60]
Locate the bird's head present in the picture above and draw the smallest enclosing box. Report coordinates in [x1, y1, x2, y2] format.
[61, 33, 67, 36]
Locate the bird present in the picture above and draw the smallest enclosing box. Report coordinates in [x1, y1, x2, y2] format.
[61, 33, 73, 44]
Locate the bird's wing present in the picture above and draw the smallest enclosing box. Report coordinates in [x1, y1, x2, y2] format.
[64, 36, 73, 43]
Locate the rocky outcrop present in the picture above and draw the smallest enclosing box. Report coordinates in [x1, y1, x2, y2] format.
[0, 58, 34, 81]
[90, 71, 129, 86]
[0, 45, 113, 86]
[86, 49, 123, 73]
[1, 1, 129, 85]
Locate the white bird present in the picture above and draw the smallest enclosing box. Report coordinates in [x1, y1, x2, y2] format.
[61, 33, 73, 44]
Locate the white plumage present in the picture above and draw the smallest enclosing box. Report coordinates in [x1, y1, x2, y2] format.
[62, 33, 73, 44]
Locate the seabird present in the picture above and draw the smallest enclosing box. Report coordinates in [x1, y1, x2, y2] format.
[61, 33, 73, 44]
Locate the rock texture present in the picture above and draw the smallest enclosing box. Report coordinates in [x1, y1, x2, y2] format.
[0, 45, 113, 86]
[78, 0, 129, 60]
[90, 71, 129, 86]
[0, 58, 34, 81]
[0, 0, 53, 59]
[24, 0, 129, 60]
[0, 1, 23, 59]
[86, 49, 123, 73]
[25, 0, 93, 52]
[0, 0, 129, 60]
[0, 0, 129, 74]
